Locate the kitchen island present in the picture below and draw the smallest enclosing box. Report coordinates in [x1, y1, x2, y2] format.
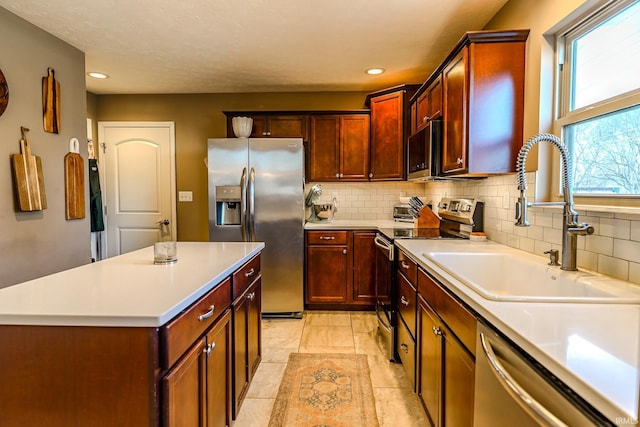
[0, 241, 264, 427]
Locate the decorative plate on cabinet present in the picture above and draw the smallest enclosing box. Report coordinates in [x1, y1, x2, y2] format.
[0, 68, 8, 117]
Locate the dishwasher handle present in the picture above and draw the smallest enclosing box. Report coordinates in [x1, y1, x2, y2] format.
[374, 235, 394, 261]
[479, 333, 568, 427]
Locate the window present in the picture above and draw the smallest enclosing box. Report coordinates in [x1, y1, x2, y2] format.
[556, 0, 640, 196]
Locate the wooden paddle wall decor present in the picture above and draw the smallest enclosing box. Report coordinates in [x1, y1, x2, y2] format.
[10, 127, 47, 211]
[42, 67, 60, 133]
[64, 138, 85, 219]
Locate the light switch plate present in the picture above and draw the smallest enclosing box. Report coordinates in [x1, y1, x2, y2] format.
[179, 191, 193, 202]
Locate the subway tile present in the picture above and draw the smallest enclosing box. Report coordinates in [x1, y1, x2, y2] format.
[519, 237, 536, 254]
[584, 235, 614, 256]
[613, 239, 640, 264]
[628, 262, 640, 285]
[632, 222, 640, 242]
[543, 227, 563, 245]
[598, 218, 630, 239]
[576, 249, 598, 271]
[597, 255, 629, 281]
[527, 225, 544, 241]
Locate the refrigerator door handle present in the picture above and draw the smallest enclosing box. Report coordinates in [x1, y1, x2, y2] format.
[248, 167, 256, 242]
[240, 167, 248, 242]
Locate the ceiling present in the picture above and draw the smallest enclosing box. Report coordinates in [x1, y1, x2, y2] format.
[0, 0, 510, 95]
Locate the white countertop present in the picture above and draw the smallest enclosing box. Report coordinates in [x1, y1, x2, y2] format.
[0, 242, 264, 327]
[395, 239, 639, 423]
[304, 219, 414, 230]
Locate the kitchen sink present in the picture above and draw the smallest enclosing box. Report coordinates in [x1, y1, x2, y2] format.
[422, 251, 640, 304]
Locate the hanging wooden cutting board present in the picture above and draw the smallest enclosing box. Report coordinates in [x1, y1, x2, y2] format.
[0, 67, 8, 118]
[11, 127, 47, 211]
[64, 138, 85, 220]
[42, 67, 60, 133]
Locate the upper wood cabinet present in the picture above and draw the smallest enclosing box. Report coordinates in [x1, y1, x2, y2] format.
[410, 29, 529, 177]
[308, 113, 370, 182]
[224, 112, 308, 140]
[414, 76, 442, 133]
[366, 85, 418, 181]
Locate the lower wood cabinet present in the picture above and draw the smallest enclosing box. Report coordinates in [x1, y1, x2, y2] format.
[305, 230, 376, 309]
[417, 268, 475, 427]
[163, 310, 232, 427]
[232, 277, 262, 418]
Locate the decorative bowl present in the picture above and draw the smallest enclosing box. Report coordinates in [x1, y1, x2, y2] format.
[232, 116, 253, 138]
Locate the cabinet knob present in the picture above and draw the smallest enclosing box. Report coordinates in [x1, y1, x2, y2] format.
[400, 261, 410, 270]
[267, 132, 271, 136]
[262, 132, 267, 136]
[339, 173, 343, 178]
[248, 291, 256, 301]
[432, 326, 442, 336]
[423, 116, 429, 122]
[336, 173, 340, 178]
[203, 342, 217, 356]
[342, 249, 347, 255]
[457, 158, 464, 165]
[369, 173, 373, 178]
[400, 296, 409, 306]
[400, 343, 409, 354]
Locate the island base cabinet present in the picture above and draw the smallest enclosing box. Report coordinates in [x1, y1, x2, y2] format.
[233, 278, 262, 418]
[163, 309, 232, 427]
[0, 325, 160, 427]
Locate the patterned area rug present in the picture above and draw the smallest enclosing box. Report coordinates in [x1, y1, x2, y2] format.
[269, 353, 379, 427]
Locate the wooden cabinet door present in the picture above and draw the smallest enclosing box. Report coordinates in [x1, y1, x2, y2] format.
[268, 115, 307, 139]
[233, 292, 250, 417]
[247, 279, 262, 378]
[305, 244, 349, 304]
[162, 337, 206, 427]
[340, 115, 370, 181]
[418, 297, 442, 427]
[352, 231, 376, 304]
[205, 310, 232, 427]
[309, 115, 340, 181]
[370, 93, 403, 180]
[427, 76, 443, 121]
[249, 115, 268, 138]
[442, 49, 468, 174]
[416, 91, 430, 131]
[443, 329, 474, 427]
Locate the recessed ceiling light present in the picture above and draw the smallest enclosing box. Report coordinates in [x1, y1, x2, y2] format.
[87, 72, 109, 79]
[366, 68, 385, 75]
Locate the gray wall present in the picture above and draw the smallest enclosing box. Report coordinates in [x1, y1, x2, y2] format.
[0, 8, 90, 288]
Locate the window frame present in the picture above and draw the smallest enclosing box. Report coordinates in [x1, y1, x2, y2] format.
[551, 0, 640, 203]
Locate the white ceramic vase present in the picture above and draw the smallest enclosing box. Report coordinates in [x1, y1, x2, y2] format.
[232, 116, 253, 138]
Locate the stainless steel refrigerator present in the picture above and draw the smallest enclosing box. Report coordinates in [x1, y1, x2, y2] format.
[208, 138, 304, 317]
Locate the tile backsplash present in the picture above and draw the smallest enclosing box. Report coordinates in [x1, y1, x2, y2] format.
[308, 173, 640, 285]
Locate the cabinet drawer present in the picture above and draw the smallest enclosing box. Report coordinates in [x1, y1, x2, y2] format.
[306, 230, 347, 245]
[418, 268, 476, 355]
[397, 250, 417, 284]
[397, 272, 417, 338]
[397, 319, 416, 390]
[233, 254, 261, 300]
[162, 277, 231, 369]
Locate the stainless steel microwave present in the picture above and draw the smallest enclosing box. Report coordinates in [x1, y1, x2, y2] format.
[407, 120, 442, 181]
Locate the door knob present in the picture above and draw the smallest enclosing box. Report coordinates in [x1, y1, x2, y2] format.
[157, 219, 170, 226]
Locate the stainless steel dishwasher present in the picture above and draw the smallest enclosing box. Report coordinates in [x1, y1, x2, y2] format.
[474, 323, 613, 426]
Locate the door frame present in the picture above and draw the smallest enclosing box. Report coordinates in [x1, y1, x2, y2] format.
[97, 121, 177, 256]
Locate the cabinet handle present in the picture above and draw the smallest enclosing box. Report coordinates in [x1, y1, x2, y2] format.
[400, 296, 409, 306]
[198, 305, 215, 321]
[432, 326, 442, 336]
[457, 157, 464, 165]
[342, 249, 347, 255]
[248, 291, 256, 301]
[203, 342, 217, 356]
[244, 268, 255, 278]
[319, 236, 335, 240]
[400, 261, 410, 270]
[400, 343, 409, 354]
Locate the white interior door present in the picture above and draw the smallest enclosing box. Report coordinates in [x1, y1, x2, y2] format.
[98, 122, 176, 257]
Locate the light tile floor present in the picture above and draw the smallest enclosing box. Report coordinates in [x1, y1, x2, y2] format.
[233, 311, 430, 426]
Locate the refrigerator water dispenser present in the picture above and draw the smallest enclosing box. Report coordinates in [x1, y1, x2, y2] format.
[215, 186, 241, 225]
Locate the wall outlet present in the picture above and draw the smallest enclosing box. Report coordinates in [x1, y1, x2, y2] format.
[179, 191, 193, 202]
[502, 191, 510, 209]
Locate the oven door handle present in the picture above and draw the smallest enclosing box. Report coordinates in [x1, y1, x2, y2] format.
[374, 235, 394, 261]
[375, 301, 392, 331]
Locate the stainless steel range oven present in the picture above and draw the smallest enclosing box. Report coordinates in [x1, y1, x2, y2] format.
[374, 197, 484, 362]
